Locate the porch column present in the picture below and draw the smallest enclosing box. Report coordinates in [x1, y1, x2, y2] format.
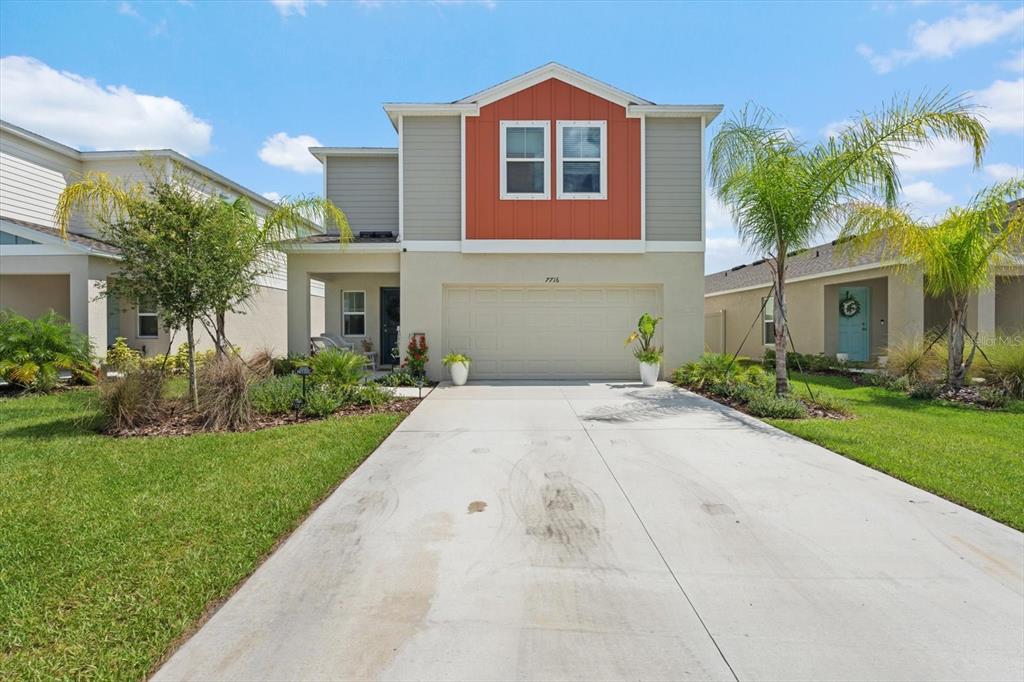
[889, 269, 924, 343]
[325, 284, 341, 337]
[976, 276, 996, 338]
[287, 256, 312, 356]
[68, 260, 107, 358]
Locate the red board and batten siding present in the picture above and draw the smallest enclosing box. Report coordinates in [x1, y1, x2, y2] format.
[465, 78, 642, 240]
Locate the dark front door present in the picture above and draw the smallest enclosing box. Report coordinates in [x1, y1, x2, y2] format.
[380, 287, 400, 366]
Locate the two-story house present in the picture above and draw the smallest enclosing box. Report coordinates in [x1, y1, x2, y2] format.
[285, 63, 721, 380]
[0, 120, 326, 356]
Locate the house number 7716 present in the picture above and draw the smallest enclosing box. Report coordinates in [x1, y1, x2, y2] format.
[545, 277, 560, 283]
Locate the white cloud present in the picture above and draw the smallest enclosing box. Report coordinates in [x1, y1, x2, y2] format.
[261, 191, 283, 203]
[258, 132, 322, 173]
[984, 162, 1024, 181]
[858, 4, 1024, 73]
[0, 56, 211, 156]
[270, 0, 325, 16]
[822, 120, 852, 139]
[971, 78, 1024, 134]
[896, 138, 977, 174]
[117, 1, 140, 17]
[901, 180, 953, 215]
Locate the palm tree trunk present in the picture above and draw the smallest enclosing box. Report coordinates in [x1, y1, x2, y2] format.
[773, 273, 789, 395]
[947, 295, 969, 388]
[215, 310, 226, 357]
[186, 320, 199, 410]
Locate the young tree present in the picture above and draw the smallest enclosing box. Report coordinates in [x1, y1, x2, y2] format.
[203, 196, 350, 356]
[709, 94, 987, 394]
[54, 159, 349, 405]
[840, 179, 1023, 387]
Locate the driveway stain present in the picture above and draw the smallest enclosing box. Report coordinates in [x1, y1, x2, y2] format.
[467, 500, 487, 513]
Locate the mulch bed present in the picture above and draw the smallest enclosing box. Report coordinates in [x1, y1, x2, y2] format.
[105, 398, 420, 437]
[681, 384, 850, 421]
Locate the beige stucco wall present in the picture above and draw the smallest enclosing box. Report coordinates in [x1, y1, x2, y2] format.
[995, 275, 1023, 335]
[0, 274, 70, 319]
[400, 252, 704, 381]
[705, 266, 929, 361]
[321, 273, 401, 357]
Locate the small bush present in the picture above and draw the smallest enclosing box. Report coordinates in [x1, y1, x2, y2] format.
[977, 336, 1024, 398]
[100, 368, 165, 431]
[105, 337, 141, 372]
[746, 394, 807, 419]
[976, 386, 1011, 409]
[909, 382, 941, 400]
[139, 353, 176, 374]
[197, 356, 253, 430]
[302, 385, 343, 417]
[174, 343, 215, 372]
[673, 352, 744, 389]
[374, 368, 419, 387]
[270, 354, 308, 377]
[805, 393, 852, 416]
[885, 336, 945, 384]
[340, 383, 393, 408]
[310, 348, 365, 388]
[763, 349, 834, 373]
[250, 375, 302, 415]
[0, 310, 95, 391]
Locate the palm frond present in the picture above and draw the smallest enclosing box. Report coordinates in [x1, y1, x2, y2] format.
[262, 195, 352, 244]
[53, 172, 144, 237]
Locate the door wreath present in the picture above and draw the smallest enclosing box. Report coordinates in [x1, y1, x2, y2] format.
[839, 293, 861, 318]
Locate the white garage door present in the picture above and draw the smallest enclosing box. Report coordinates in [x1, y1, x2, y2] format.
[443, 285, 662, 379]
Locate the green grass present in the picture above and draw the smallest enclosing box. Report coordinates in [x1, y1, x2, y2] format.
[769, 374, 1024, 531]
[0, 388, 406, 680]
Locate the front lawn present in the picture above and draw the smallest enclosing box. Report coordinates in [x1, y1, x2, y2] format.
[0, 388, 406, 680]
[770, 373, 1024, 531]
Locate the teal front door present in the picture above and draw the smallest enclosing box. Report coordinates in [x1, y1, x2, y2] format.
[837, 287, 870, 361]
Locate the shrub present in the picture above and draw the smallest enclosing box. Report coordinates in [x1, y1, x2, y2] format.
[341, 383, 393, 408]
[310, 348, 365, 387]
[673, 352, 744, 389]
[270, 354, 308, 377]
[197, 355, 253, 430]
[250, 375, 302, 415]
[140, 353, 176, 374]
[976, 336, 1024, 398]
[885, 336, 944, 384]
[626, 313, 663, 363]
[105, 337, 141, 372]
[908, 382, 941, 400]
[301, 385, 343, 417]
[403, 334, 429, 377]
[374, 368, 419, 387]
[174, 343, 215, 372]
[977, 386, 1011, 409]
[763, 349, 834, 373]
[442, 353, 471, 366]
[805, 393, 852, 416]
[100, 368, 165, 431]
[0, 310, 95, 391]
[746, 394, 807, 419]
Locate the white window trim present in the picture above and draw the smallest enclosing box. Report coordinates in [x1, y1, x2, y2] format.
[137, 306, 159, 339]
[762, 295, 775, 346]
[342, 290, 367, 337]
[557, 120, 607, 200]
[499, 120, 550, 200]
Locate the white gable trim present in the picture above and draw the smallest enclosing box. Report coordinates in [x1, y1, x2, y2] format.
[456, 63, 653, 110]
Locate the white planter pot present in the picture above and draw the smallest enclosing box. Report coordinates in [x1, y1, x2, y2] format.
[639, 361, 661, 387]
[836, 353, 849, 364]
[449, 362, 469, 386]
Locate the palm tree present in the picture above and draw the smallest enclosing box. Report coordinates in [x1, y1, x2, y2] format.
[840, 179, 1023, 387]
[709, 93, 987, 394]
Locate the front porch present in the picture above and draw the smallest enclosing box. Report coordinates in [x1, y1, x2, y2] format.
[286, 246, 402, 363]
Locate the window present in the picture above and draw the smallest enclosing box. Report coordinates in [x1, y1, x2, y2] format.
[342, 291, 366, 336]
[557, 121, 607, 200]
[138, 302, 159, 338]
[763, 296, 775, 345]
[500, 121, 549, 199]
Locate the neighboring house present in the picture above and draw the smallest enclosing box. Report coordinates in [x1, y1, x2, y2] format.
[0, 120, 326, 357]
[284, 63, 722, 380]
[703, 237, 1024, 362]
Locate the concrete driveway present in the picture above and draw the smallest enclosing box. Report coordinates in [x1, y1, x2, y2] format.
[155, 382, 1023, 682]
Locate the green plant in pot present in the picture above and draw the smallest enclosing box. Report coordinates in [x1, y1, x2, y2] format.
[442, 352, 471, 386]
[625, 313, 663, 386]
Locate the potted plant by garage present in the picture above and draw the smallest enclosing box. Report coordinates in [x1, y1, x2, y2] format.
[625, 313, 663, 386]
[442, 352, 471, 386]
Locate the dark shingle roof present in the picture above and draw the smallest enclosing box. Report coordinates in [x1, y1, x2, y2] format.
[0, 215, 121, 256]
[287, 231, 399, 245]
[705, 238, 887, 294]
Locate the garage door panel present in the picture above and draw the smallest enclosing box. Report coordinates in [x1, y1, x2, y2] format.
[444, 285, 662, 379]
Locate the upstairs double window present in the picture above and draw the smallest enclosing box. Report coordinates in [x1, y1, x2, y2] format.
[499, 120, 607, 201]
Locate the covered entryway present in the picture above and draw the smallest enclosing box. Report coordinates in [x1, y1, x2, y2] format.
[443, 285, 661, 379]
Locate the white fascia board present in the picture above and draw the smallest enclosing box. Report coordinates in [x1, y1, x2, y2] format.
[455, 63, 653, 109]
[461, 240, 647, 254]
[278, 242, 401, 254]
[646, 241, 705, 252]
[383, 103, 477, 129]
[0, 119, 82, 159]
[628, 104, 724, 124]
[308, 147, 398, 162]
[402, 241, 461, 252]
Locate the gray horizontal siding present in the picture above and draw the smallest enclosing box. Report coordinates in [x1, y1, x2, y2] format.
[645, 118, 702, 242]
[403, 116, 460, 241]
[0, 132, 82, 230]
[325, 156, 398, 234]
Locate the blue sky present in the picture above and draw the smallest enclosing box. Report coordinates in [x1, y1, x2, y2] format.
[1, 0, 1022, 272]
